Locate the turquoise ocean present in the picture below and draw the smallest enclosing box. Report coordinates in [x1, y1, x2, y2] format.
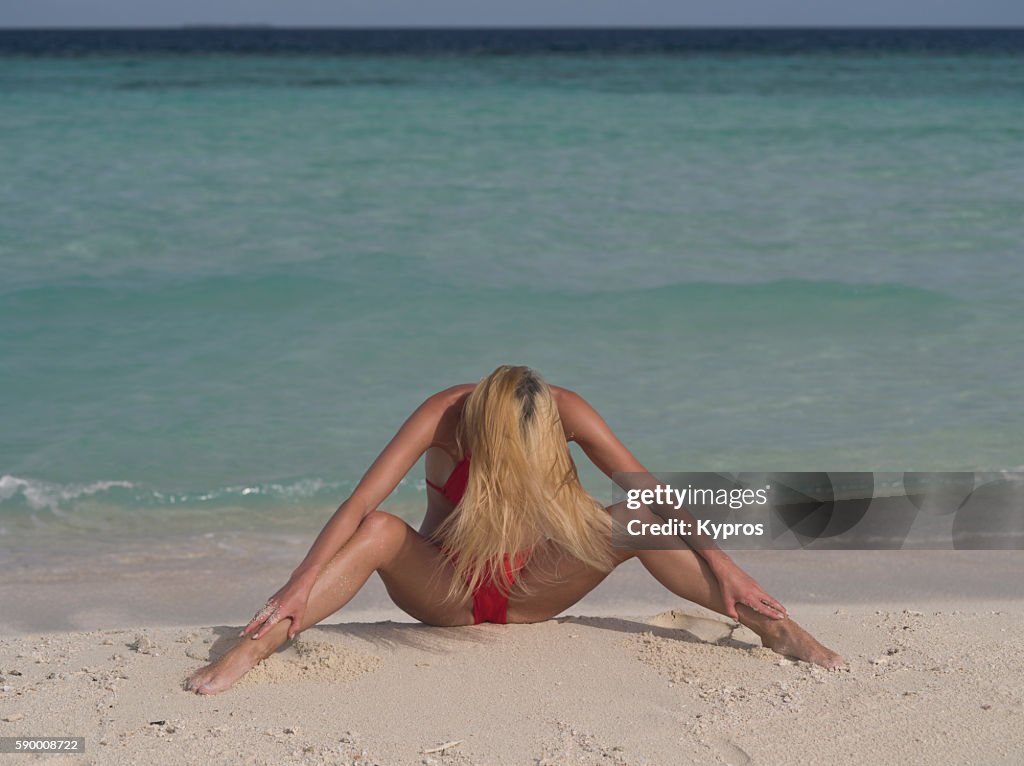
[2, 30, 1023, 551]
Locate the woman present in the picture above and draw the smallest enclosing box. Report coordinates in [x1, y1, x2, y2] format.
[187, 365, 841, 694]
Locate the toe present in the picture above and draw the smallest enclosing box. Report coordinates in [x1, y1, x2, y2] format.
[185, 670, 209, 691]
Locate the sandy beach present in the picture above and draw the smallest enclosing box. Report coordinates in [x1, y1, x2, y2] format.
[2, 550, 1022, 765]
[5, 18, 1024, 766]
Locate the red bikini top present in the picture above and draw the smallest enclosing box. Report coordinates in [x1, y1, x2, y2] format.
[425, 455, 470, 505]
[428, 454, 531, 583]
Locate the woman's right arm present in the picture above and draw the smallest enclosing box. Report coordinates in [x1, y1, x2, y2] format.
[242, 388, 455, 639]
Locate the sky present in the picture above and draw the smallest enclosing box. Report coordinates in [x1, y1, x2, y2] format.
[1, 1, 1023, 28]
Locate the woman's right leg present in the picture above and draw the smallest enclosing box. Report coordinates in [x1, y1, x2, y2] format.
[186, 511, 473, 694]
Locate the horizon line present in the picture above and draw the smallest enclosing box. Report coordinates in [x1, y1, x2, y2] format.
[3, 24, 1024, 31]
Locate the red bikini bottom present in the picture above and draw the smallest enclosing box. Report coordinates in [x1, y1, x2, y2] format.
[447, 552, 528, 625]
[472, 555, 516, 624]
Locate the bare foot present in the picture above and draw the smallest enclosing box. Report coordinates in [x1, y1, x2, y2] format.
[758, 617, 844, 669]
[185, 640, 266, 695]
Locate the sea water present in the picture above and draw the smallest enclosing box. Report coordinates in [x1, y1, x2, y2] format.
[2, 29, 1023, 546]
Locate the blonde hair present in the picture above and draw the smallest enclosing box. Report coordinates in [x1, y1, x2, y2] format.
[430, 365, 615, 603]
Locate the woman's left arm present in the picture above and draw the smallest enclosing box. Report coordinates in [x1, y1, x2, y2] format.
[556, 387, 787, 621]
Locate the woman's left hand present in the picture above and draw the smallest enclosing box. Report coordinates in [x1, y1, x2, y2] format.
[711, 560, 787, 622]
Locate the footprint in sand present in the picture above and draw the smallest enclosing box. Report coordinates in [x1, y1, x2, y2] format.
[646, 608, 738, 643]
[708, 736, 752, 765]
[627, 610, 772, 686]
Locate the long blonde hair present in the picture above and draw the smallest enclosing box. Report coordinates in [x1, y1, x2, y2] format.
[430, 365, 615, 603]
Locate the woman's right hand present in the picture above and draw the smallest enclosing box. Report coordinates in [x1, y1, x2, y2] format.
[241, 571, 316, 641]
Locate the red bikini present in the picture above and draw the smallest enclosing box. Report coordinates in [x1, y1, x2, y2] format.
[426, 456, 525, 624]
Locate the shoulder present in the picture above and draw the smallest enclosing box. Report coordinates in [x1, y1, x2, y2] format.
[550, 385, 600, 441]
[413, 384, 475, 436]
[551, 385, 592, 415]
[425, 383, 475, 411]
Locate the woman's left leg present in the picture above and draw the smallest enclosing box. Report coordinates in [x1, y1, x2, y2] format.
[507, 537, 842, 669]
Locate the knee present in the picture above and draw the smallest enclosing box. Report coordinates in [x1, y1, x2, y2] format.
[357, 510, 408, 541]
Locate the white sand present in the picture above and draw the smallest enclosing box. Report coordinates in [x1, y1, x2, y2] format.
[2, 601, 1022, 765]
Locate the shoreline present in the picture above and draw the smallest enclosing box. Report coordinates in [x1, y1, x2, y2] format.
[4, 548, 1024, 634]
